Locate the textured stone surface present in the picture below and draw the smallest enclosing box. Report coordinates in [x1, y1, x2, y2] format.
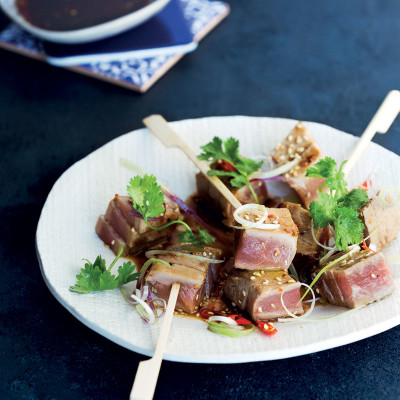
[1, 0, 400, 399]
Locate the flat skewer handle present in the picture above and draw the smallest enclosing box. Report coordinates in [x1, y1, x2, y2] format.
[130, 283, 180, 400]
[143, 114, 242, 209]
[344, 90, 400, 175]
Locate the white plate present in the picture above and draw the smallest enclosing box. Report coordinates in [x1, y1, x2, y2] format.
[0, 0, 171, 44]
[36, 116, 400, 363]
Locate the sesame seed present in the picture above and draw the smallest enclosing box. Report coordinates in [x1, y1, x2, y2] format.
[207, 311, 214, 315]
[279, 155, 286, 161]
[288, 147, 294, 155]
[297, 146, 305, 153]
[242, 290, 247, 296]
[271, 303, 276, 308]
[276, 277, 281, 281]
[195, 306, 199, 310]
[316, 288, 320, 293]
[288, 279, 296, 283]
[196, 294, 199, 300]
[296, 137, 302, 144]
[288, 135, 294, 142]
[278, 282, 282, 285]
[111, 240, 115, 245]
[232, 302, 236, 307]
[209, 252, 213, 256]
[203, 252, 207, 257]
[196, 313, 200, 317]
[371, 273, 377, 278]
[273, 249, 280, 256]
[261, 270, 265, 275]
[130, 227, 135, 232]
[250, 276, 256, 280]
[306, 192, 311, 198]
[263, 280, 269, 285]
[238, 300, 242, 304]
[258, 306, 263, 312]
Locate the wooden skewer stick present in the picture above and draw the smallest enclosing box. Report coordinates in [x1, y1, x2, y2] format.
[130, 283, 180, 400]
[343, 90, 400, 176]
[143, 114, 242, 210]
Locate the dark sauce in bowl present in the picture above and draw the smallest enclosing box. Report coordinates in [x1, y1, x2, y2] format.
[16, 0, 153, 31]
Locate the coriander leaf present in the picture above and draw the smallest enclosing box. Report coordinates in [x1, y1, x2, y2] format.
[229, 174, 249, 189]
[116, 262, 139, 285]
[178, 226, 215, 248]
[309, 192, 337, 227]
[338, 189, 368, 210]
[69, 263, 118, 293]
[207, 169, 239, 179]
[198, 136, 263, 202]
[93, 255, 107, 272]
[305, 156, 336, 179]
[127, 174, 165, 219]
[334, 207, 365, 251]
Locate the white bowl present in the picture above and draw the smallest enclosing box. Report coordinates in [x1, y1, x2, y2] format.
[0, 0, 171, 44]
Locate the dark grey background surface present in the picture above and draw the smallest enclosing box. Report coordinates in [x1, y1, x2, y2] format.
[1, 1, 400, 399]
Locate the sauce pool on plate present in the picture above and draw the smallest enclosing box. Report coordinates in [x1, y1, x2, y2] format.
[16, 0, 153, 31]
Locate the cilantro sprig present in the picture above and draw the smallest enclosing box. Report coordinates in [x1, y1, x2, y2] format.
[306, 157, 368, 251]
[197, 137, 263, 203]
[70, 245, 139, 293]
[127, 174, 215, 248]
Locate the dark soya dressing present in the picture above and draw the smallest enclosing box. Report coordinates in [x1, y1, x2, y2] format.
[16, 0, 153, 31]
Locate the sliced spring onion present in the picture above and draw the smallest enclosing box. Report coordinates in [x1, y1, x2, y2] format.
[279, 282, 317, 322]
[255, 155, 301, 179]
[208, 316, 238, 325]
[131, 292, 155, 324]
[233, 204, 280, 230]
[207, 321, 254, 338]
[311, 222, 336, 251]
[145, 250, 225, 264]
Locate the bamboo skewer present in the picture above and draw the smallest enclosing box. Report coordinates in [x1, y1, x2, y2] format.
[343, 90, 400, 176]
[130, 283, 180, 400]
[143, 114, 242, 210]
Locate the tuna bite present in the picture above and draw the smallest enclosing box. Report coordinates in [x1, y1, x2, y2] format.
[312, 251, 395, 309]
[234, 208, 298, 270]
[224, 268, 303, 321]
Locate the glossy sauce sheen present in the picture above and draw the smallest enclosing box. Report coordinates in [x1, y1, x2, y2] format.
[16, 0, 153, 31]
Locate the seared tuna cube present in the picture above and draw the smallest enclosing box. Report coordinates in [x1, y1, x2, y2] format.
[313, 252, 395, 308]
[145, 261, 209, 314]
[196, 172, 269, 226]
[360, 197, 400, 252]
[281, 202, 329, 257]
[271, 121, 324, 208]
[95, 194, 180, 256]
[153, 245, 222, 298]
[234, 208, 298, 270]
[224, 269, 303, 321]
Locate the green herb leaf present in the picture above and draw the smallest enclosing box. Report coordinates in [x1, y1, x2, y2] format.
[178, 226, 216, 249]
[337, 188, 369, 210]
[306, 157, 368, 251]
[198, 136, 263, 202]
[69, 261, 118, 293]
[116, 262, 140, 286]
[127, 174, 165, 219]
[334, 207, 365, 250]
[70, 245, 139, 293]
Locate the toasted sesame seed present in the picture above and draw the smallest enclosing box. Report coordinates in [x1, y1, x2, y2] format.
[297, 146, 305, 153]
[196, 313, 200, 317]
[316, 288, 320, 293]
[207, 311, 214, 315]
[288, 279, 296, 283]
[263, 280, 269, 285]
[275, 142, 282, 150]
[203, 252, 207, 257]
[250, 276, 256, 280]
[258, 306, 263, 312]
[288, 147, 294, 155]
[195, 306, 199, 310]
[196, 294, 199, 300]
[232, 302, 236, 307]
[296, 137, 302, 144]
[279, 155, 286, 161]
[261, 270, 265, 275]
[242, 290, 247, 296]
[306, 192, 311, 198]
[209, 252, 213, 256]
[131, 227, 135, 232]
[258, 182, 263, 187]
[271, 303, 276, 308]
[238, 300, 242, 304]
[288, 135, 294, 142]
[371, 273, 377, 278]
[292, 171, 298, 177]
[111, 240, 115, 245]
[276, 277, 281, 281]
[285, 173, 290, 178]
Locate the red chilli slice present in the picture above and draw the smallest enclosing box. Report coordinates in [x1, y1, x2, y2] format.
[228, 314, 252, 325]
[256, 321, 278, 336]
[362, 238, 376, 253]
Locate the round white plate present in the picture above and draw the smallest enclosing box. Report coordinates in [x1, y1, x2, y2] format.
[36, 116, 400, 363]
[0, 0, 170, 44]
